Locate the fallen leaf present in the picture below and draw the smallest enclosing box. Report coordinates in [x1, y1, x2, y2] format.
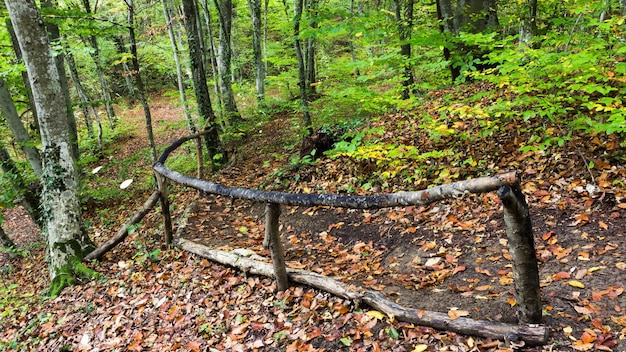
[447, 309, 469, 320]
[568, 280, 585, 288]
[412, 344, 429, 352]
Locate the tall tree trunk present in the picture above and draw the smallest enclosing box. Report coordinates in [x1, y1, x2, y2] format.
[519, 0, 538, 47]
[199, 0, 224, 122]
[0, 77, 43, 178]
[65, 44, 103, 152]
[394, 0, 415, 99]
[213, 0, 241, 123]
[126, 0, 157, 162]
[5, 0, 97, 297]
[162, 0, 197, 134]
[181, 0, 224, 165]
[113, 36, 137, 103]
[6, 19, 39, 133]
[41, 0, 79, 163]
[294, 0, 313, 135]
[247, 0, 265, 105]
[64, 43, 95, 140]
[0, 141, 42, 226]
[304, 0, 318, 95]
[82, 0, 117, 129]
[349, 0, 360, 77]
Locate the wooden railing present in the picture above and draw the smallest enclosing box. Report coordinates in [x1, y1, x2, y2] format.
[152, 132, 548, 346]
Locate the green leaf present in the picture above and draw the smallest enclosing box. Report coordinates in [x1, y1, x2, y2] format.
[340, 337, 352, 346]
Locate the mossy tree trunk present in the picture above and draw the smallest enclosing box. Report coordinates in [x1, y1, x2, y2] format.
[5, 0, 97, 297]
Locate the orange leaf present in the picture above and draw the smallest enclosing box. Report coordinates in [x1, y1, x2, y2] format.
[186, 341, 201, 352]
[580, 331, 597, 344]
[552, 271, 571, 281]
[598, 221, 608, 229]
[447, 309, 469, 320]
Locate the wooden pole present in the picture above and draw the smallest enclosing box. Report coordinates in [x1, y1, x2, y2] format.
[497, 185, 542, 324]
[265, 203, 288, 291]
[156, 173, 173, 245]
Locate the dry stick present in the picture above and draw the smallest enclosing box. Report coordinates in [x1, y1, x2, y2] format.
[175, 237, 549, 346]
[265, 203, 288, 291]
[84, 190, 161, 261]
[498, 185, 542, 324]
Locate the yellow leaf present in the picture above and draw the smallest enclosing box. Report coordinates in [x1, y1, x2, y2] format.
[366, 310, 385, 320]
[568, 280, 585, 288]
[563, 326, 573, 335]
[412, 344, 428, 352]
[507, 298, 516, 307]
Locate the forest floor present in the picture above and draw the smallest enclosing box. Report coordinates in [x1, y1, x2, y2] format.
[1, 87, 626, 351]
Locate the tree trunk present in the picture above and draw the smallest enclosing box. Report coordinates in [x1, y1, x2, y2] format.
[0, 77, 43, 178]
[162, 0, 197, 135]
[82, 0, 117, 129]
[213, 0, 241, 123]
[519, 0, 538, 47]
[294, 0, 313, 135]
[64, 43, 95, 140]
[181, 0, 224, 165]
[65, 43, 103, 152]
[6, 19, 39, 133]
[5, 0, 98, 297]
[349, 0, 360, 77]
[113, 36, 137, 103]
[304, 0, 318, 96]
[0, 141, 42, 226]
[0, 225, 15, 250]
[394, 0, 415, 99]
[199, 0, 224, 122]
[41, 0, 79, 163]
[247, 0, 265, 105]
[127, 0, 157, 162]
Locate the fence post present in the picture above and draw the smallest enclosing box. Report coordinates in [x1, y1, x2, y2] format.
[498, 184, 542, 324]
[156, 172, 173, 245]
[264, 203, 288, 291]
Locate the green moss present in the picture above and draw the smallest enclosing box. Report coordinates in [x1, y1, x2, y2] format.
[48, 255, 99, 298]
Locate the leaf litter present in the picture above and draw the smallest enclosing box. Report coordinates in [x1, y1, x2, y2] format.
[1, 86, 625, 351]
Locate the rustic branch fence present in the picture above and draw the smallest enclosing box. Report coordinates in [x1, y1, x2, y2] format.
[145, 131, 547, 345]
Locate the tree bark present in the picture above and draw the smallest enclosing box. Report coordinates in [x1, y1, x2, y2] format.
[41, 0, 79, 163]
[175, 237, 549, 345]
[0, 226, 15, 250]
[113, 36, 137, 103]
[519, 0, 538, 48]
[126, 0, 157, 162]
[264, 203, 288, 291]
[394, 0, 415, 99]
[85, 190, 161, 261]
[6, 19, 39, 133]
[199, 0, 225, 121]
[0, 77, 43, 178]
[181, 0, 224, 165]
[247, 0, 266, 105]
[213, 0, 242, 122]
[304, 0, 318, 96]
[0, 141, 42, 226]
[162, 0, 197, 135]
[154, 135, 519, 207]
[82, 0, 117, 128]
[64, 42, 95, 140]
[497, 185, 542, 324]
[5, 0, 98, 296]
[294, 0, 313, 135]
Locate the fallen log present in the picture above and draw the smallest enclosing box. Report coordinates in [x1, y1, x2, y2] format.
[174, 237, 549, 346]
[85, 190, 161, 261]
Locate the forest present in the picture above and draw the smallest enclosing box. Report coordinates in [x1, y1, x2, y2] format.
[0, 0, 625, 350]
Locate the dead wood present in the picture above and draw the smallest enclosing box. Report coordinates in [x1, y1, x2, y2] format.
[154, 158, 518, 209]
[265, 203, 289, 291]
[174, 237, 549, 346]
[498, 185, 542, 323]
[84, 190, 161, 261]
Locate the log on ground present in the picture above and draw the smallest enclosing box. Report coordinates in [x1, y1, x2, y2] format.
[174, 237, 548, 346]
